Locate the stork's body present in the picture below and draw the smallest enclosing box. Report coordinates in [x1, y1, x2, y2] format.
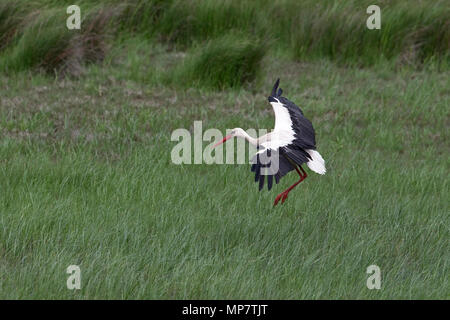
[214, 79, 326, 206]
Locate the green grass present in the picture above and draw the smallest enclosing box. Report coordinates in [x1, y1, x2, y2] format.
[0, 8, 75, 73]
[0, 46, 448, 298]
[0, 0, 448, 300]
[170, 34, 266, 89]
[280, 0, 450, 66]
[0, 0, 448, 79]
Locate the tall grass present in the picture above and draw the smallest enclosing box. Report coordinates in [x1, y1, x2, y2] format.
[154, 0, 265, 48]
[280, 0, 450, 66]
[124, 0, 449, 66]
[0, 4, 116, 75]
[0, 0, 448, 82]
[0, 0, 28, 50]
[171, 34, 266, 89]
[1, 9, 74, 73]
[117, 0, 172, 37]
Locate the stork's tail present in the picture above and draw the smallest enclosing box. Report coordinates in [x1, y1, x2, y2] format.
[306, 149, 326, 175]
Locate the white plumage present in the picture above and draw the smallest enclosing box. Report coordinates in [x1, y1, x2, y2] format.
[306, 149, 326, 175]
[256, 99, 295, 153]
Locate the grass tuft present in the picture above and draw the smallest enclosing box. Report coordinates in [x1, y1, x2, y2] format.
[171, 34, 266, 89]
[0, 0, 27, 51]
[154, 0, 264, 48]
[0, 5, 117, 76]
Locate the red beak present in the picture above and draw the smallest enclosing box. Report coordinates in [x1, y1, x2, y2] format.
[213, 135, 232, 148]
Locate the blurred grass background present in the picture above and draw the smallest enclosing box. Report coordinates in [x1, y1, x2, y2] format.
[0, 0, 448, 83]
[0, 0, 448, 299]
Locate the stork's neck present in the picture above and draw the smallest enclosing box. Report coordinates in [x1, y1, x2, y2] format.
[240, 131, 259, 146]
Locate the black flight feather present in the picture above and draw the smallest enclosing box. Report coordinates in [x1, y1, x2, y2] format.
[267, 174, 273, 191]
[259, 174, 265, 191]
[271, 78, 280, 96]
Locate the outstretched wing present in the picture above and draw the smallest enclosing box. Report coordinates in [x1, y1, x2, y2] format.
[269, 78, 317, 156]
[282, 102, 316, 150]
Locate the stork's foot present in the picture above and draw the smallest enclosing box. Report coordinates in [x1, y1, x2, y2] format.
[273, 166, 307, 207]
[273, 190, 290, 206]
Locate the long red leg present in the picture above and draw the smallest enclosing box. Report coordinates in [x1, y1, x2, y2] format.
[273, 166, 308, 206]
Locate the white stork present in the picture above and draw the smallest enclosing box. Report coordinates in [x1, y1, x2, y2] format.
[214, 79, 326, 206]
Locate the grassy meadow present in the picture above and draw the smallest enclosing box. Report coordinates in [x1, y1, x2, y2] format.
[0, 0, 449, 299]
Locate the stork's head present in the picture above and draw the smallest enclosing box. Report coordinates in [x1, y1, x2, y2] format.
[213, 128, 247, 148]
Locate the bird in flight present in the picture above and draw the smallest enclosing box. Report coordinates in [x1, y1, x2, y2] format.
[214, 79, 326, 206]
